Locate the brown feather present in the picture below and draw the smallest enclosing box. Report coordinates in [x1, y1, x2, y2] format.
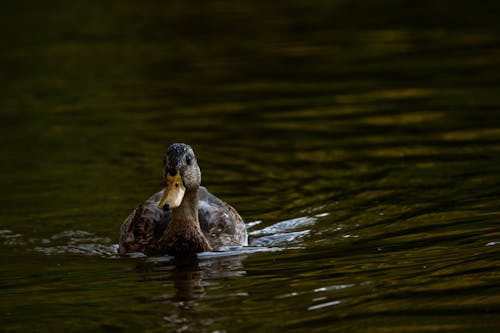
[118, 144, 247, 256]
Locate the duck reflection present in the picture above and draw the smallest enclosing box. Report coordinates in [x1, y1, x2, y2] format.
[131, 253, 247, 331]
[167, 256, 205, 302]
[133, 253, 247, 303]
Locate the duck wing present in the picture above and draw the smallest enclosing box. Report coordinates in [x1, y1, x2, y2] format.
[198, 186, 248, 248]
[118, 191, 170, 255]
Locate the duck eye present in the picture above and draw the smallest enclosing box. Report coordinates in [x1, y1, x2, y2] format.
[186, 155, 192, 166]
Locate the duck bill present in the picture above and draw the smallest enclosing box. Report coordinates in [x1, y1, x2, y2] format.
[158, 172, 186, 209]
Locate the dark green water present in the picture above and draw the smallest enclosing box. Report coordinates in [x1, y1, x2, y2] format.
[1, 1, 500, 332]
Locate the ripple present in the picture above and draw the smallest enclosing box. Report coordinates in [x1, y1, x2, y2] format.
[34, 243, 119, 256]
[308, 300, 342, 311]
[33, 230, 119, 257]
[314, 284, 355, 293]
[249, 215, 318, 236]
[0, 229, 25, 246]
[247, 213, 328, 248]
[250, 230, 310, 247]
[26, 213, 319, 258]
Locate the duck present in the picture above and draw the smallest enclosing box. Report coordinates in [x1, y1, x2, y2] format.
[119, 143, 248, 256]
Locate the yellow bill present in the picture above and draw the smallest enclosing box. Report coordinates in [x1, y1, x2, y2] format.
[158, 171, 186, 209]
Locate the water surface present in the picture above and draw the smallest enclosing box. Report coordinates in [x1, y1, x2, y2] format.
[1, 1, 500, 332]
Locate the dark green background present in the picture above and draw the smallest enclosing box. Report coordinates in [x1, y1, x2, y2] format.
[1, 1, 499, 332]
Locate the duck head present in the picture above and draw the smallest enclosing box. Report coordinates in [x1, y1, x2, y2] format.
[158, 143, 201, 210]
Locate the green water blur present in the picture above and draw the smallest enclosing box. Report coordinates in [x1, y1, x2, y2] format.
[1, 1, 500, 332]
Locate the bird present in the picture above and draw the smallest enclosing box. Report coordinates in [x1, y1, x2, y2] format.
[119, 143, 248, 256]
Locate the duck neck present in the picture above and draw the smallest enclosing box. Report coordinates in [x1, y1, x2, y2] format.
[162, 187, 212, 255]
[171, 188, 200, 228]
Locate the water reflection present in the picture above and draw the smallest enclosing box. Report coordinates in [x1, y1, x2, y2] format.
[136, 257, 206, 303]
[132, 254, 248, 331]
